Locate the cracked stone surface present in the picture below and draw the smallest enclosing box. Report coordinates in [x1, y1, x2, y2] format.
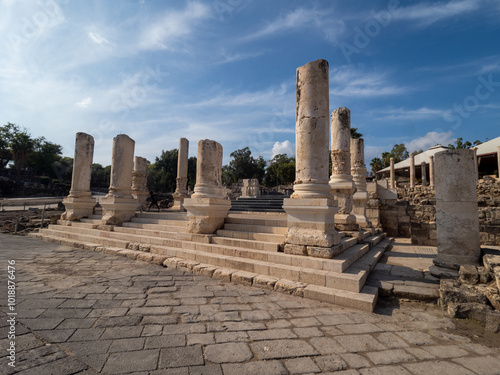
[1, 233, 499, 374]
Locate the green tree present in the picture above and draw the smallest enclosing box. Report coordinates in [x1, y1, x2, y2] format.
[223, 147, 266, 184]
[147, 149, 178, 193]
[448, 137, 482, 149]
[0, 123, 35, 179]
[263, 154, 295, 187]
[351, 128, 363, 139]
[91, 163, 111, 188]
[27, 137, 63, 178]
[51, 156, 73, 184]
[370, 157, 384, 174]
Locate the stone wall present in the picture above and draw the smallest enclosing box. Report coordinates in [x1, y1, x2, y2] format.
[378, 177, 500, 246]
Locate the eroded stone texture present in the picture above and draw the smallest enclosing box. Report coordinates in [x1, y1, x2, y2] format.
[421, 161, 427, 186]
[330, 107, 357, 231]
[131, 156, 148, 210]
[283, 59, 340, 257]
[99, 134, 139, 226]
[241, 179, 261, 198]
[351, 138, 371, 228]
[61, 132, 96, 221]
[433, 149, 480, 269]
[184, 139, 230, 234]
[429, 155, 435, 188]
[410, 153, 415, 188]
[390, 158, 395, 189]
[173, 138, 189, 210]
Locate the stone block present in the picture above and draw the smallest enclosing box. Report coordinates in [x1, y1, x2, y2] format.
[485, 310, 500, 332]
[274, 279, 306, 297]
[231, 271, 257, 286]
[447, 302, 492, 322]
[212, 268, 233, 282]
[284, 244, 307, 256]
[459, 264, 479, 285]
[253, 275, 278, 290]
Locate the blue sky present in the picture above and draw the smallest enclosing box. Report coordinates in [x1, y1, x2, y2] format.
[1, 0, 499, 171]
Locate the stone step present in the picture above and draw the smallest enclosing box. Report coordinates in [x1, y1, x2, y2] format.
[327, 243, 370, 273]
[80, 218, 102, 224]
[215, 229, 285, 244]
[57, 220, 98, 229]
[362, 233, 386, 247]
[226, 212, 287, 226]
[87, 214, 102, 220]
[113, 226, 181, 238]
[135, 212, 188, 221]
[122, 222, 187, 232]
[210, 236, 280, 252]
[223, 223, 287, 235]
[40, 228, 129, 249]
[130, 217, 188, 227]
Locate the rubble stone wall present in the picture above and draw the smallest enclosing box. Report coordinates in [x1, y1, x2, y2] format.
[379, 178, 500, 246]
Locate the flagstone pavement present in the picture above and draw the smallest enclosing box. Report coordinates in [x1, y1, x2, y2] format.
[1, 233, 499, 375]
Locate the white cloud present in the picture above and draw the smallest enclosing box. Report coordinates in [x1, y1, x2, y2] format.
[272, 140, 294, 158]
[392, 0, 482, 26]
[76, 97, 92, 108]
[139, 2, 210, 50]
[406, 131, 455, 153]
[377, 107, 447, 121]
[88, 32, 110, 45]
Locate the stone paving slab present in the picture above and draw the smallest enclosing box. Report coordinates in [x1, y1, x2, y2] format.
[1, 233, 499, 374]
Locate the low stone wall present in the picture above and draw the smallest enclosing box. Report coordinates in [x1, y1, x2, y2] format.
[377, 178, 500, 246]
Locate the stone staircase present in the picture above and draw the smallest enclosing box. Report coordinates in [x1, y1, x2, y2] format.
[30, 210, 391, 312]
[230, 195, 286, 212]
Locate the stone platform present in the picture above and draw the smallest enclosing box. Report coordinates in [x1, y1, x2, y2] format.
[31, 210, 389, 312]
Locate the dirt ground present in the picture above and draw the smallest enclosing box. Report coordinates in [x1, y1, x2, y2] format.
[0, 208, 63, 235]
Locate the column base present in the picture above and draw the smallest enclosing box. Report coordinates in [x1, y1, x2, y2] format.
[61, 196, 96, 221]
[283, 197, 341, 251]
[433, 253, 480, 270]
[335, 214, 359, 231]
[99, 195, 139, 227]
[183, 197, 231, 234]
[171, 194, 188, 211]
[132, 191, 148, 211]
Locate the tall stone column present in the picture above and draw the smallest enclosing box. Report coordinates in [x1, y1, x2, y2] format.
[351, 138, 372, 229]
[389, 158, 395, 189]
[99, 134, 139, 227]
[429, 155, 435, 188]
[132, 156, 148, 210]
[473, 147, 478, 179]
[421, 161, 427, 186]
[433, 149, 480, 270]
[172, 138, 189, 211]
[497, 146, 500, 178]
[329, 107, 357, 231]
[409, 153, 415, 188]
[183, 139, 231, 234]
[61, 132, 96, 221]
[283, 59, 340, 258]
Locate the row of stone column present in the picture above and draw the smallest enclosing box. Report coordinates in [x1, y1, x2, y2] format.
[390, 154, 436, 189]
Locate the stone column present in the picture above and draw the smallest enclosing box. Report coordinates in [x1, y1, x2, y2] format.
[283, 59, 341, 258]
[389, 158, 395, 189]
[433, 149, 480, 271]
[472, 147, 478, 179]
[497, 146, 500, 179]
[329, 107, 357, 231]
[99, 134, 139, 227]
[351, 138, 372, 229]
[409, 153, 415, 188]
[421, 161, 427, 186]
[61, 132, 96, 221]
[429, 155, 435, 188]
[183, 139, 231, 234]
[172, 138, 189, 211]
[132, 156, 148, 210]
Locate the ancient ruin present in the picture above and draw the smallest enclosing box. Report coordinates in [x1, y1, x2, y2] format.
[172, 137, 189, 210]
[351, 138, 371, 229]
[131, 156, 149, 210]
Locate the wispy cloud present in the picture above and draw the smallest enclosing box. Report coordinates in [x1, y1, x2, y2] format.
[76, 97, 92, 108]
[392, 0, 482, 26]
[376, 107, 448, 121]
[214, 49, 264, 65]
[88, 32, 111, 45]
[139, 2, 211, 50]
[406, 131, 455, 152]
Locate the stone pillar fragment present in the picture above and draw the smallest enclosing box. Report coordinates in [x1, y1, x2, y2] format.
[61, 132, 96, 221]
[329, 107, 357, 231]
[99, 134, 139, 227]
[433, 149, 480, 270]
[183, 139, 230, 234]
[389, 158, 395, 189]
[421, 161, 427, 186]
[283, 59, 340, 258]
[409, 153, 415, 188]
[172, 138, 189, 211]
[429, 155, 435, 188]
[132, 156, 148, 210]
[351, 138, 372, 229]
[497, 146, 500, 179]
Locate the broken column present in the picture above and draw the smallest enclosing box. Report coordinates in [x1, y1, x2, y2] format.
[351, 138, 372, 229]
[497, 146, 500, 179]
[429, 155, 435, 188]
[283, 59, 341, 258]
[61, 132, 96, 221]
[99, 134, 139, 227]
[410, 153, 415, 188]
[433, 149, 480, 271]
[131, 156, 149, 210]
[329, 107, 357, 231]
[172, 138, 189, 211]
[183, 139, 231, 234]
[390, 157, 395, 189]
[421, 161, 427, 186]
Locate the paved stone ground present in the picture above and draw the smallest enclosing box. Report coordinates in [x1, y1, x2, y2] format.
[1, 233, 500, 375]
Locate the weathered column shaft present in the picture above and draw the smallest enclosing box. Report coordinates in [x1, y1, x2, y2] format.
[69, 132, 94, 197]
[498, 146, 500, 178]
[351, 138, 371, 228]
[429, 155, 435, 188]
[293, 59, 331, 198]
[421, 161, 427, 186]
[409, 153, 415, 188]
[108, 134, 135, 198]
[192, 139, 223, 199]
[132, 156, 148, 208]
[389, 158, 395, 189]
[434, 149, 480, 269]
[175, 138, 189, 196]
